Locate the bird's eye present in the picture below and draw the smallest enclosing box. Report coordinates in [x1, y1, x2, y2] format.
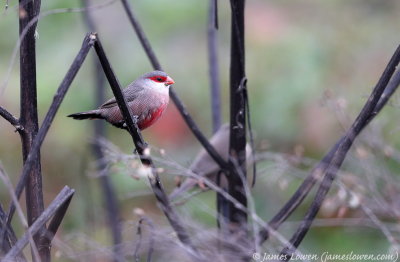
[150, 76, 167, 82]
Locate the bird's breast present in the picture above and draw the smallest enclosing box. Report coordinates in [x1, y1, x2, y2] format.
[138, 102, 168, 130]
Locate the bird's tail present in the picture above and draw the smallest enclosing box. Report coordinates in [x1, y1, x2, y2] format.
[67, 110, 103, 120]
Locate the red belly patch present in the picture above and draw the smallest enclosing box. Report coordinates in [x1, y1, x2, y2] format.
[138, 104, 167, 130]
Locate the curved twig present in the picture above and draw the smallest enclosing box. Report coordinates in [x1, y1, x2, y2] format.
[261, 65, 400, 245]
[2, 33, 95, 239]
[3, 186, 75, 261]
[279, 44, 400, 258]
[93, 37, 203, 261]
[133, 215, 155, 262]
[81, 1, 123, 261]
[0, 106, 22, 131]
[119, 0, 230, 173]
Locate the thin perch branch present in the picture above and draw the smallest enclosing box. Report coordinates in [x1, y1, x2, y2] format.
[0, 166, 26, 261]
[134, 215, 155, 262]
[93, 36, 202, 260]
[120, 0, 230, 173]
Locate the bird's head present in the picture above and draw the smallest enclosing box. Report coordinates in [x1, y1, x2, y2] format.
[139, 70, 175, 94]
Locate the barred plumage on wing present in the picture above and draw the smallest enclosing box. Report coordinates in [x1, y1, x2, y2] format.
[68, 70, 174, 130]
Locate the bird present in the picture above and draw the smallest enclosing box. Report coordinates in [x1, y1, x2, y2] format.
[68, 70, 174, 130]
[169, 123, 252, 200]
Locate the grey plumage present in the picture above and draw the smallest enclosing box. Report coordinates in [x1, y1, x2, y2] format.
[68, 70, 172, 130]
[169, 123, 251, 200]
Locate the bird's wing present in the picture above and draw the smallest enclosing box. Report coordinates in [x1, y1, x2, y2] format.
[190, 124, 230, 175]
[99, 84, 144, 109]
[169, 124, 230, 200]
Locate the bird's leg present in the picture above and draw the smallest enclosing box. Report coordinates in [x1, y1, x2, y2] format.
[122, 115, 138, 129]
[130, 115, 149, 154]
[138, 141, 148, 149]
[197, 179, 207, 190]
[175, 176, 182, 187]
[132, 115, 139, 125]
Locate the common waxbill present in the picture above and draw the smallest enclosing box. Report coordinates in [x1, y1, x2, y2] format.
[169, 123, 252, 200]
[68, 70, 174, 130]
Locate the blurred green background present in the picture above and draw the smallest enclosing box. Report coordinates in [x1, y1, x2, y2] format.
[1, 0, 400, 260]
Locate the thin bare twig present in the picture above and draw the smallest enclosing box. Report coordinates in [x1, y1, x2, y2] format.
[1, 0, 118, 93]
[0, 106, 22, 131]
[3, 186, 75, 262]
[119, 0, 230, 173]
[81, 1, 123, 261]
[2, 33, 95, 241]
[38, 188, 74, 258]
[0, 166, 27, 261]
[0, 203, 19, 258]
[134, 216, 155, 262]
[280, 44, 400, 258]
[101, 141, 305, 258]
[261, 66, 400, 244]
[93, 36, 202, 261]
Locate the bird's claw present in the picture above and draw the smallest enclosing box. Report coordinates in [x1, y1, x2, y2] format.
[175, 176, 182, 187]
[122, 115, 138, 129]
[197, 179, 207, 190]
[132, 115, 139, 124]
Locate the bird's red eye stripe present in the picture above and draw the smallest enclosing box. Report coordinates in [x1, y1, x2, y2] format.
[149, 76, 167, 82]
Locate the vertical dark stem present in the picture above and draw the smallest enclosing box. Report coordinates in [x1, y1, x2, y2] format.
[18, 0, 46, 261]
[227, 0, 247, 228]
[81, 1, 123, 261]
[208, 0, 221, 133]
[1, 34, 94, 262]
[120, 0, 230, 172]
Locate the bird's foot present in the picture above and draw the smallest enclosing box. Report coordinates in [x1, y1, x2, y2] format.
[119, 115, 138, 129]
[132, 115, 139, 127]
[197, 179, 207, 190]
[175, 176, 182, 187]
